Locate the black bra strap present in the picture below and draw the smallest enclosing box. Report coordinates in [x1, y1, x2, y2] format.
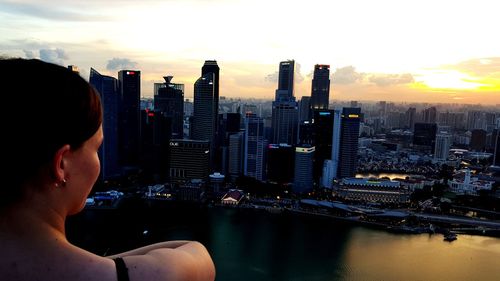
[113, 257, 130, 281]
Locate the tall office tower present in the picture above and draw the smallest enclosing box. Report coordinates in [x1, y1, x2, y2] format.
[434, 133, 452, 162]
[244, 114, 267, 181]
[267, 144, 295, 184]
[299, 96, 311, 122]
[406, 107, 416, 130]
[89, 68, 121, 180]
[154, 76, 184, 139]
[470, 129, 487, 151]
[331, 110, 342, 178]
[275, 60, 296, 101]
[293, 145, 315, 194]
[139, 109, 167, 181]
[118, 69, 141, 169]
[494, 130, 500, 167]
[272, 60, 299, 145]
[272, 102, 299, 145]
[197, 60, 221, 170]
[312, 110, 334, 184]
[192, 72, 216, 155]
[338, 108, 361, 178]
[228, 132, 244, 180]
[310, 64, 330, 110]
[169, 139, 210, 183]
[413, 123, 438, 153]
[423, 107, 437, 123]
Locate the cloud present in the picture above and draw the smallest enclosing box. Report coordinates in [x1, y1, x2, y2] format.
[448, 57, 500, 76]
[39, 48, 68, 65]
[264, 71, 278, 83]
[106, 58, 138, 71]
[295, 63, 304, 83]
[368, 73, 414, 86]
[0, 2, 110, 22]
[23, 50, 35, 59]
[331, 66, 364, 84]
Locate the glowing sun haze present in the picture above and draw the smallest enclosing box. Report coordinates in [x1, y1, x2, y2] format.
[1, 0, 499, 104]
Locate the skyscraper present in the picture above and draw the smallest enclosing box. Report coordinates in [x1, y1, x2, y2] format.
[338, 108, 361, 178]
[267, 144, 295, 184]
[470, 129, 487, 152]
[413, 123, 437, 153]
[201, 60, 220, 135]
[299, 96, 311, 122]
[271, 102, 299, 145]
[169, 139, 210, 183]
[434, 133, 452, 162]
[228, 132, 244, 180]
[423, 107, 437, 123]
[294, 145, 315, 193]
[193, 60, 221, 170]
[406, 107, 417, 131]
[310, 64, 330, 110]
[312, 110, 334, 184]
[192, 73, 215, 142]
[272, 60, 299, 145]
[275, 60, 296, 101]
[89, 68, 121, 180]
[118, 69, 141, 169]
[154, 76, 184, 139]
[244, 114, 267, 181]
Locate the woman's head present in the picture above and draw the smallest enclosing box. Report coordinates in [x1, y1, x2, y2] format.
[0, 59, 103, 207]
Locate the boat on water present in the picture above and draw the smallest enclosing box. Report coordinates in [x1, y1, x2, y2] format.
[444, 232, 458, 242]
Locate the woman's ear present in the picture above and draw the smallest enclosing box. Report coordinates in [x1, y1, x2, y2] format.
[53, 144, 71, 184]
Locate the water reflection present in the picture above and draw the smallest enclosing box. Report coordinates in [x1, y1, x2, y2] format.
[67, 203, 500, 281]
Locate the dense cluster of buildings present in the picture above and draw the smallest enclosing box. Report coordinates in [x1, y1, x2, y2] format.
[84, 60, 500, 204]
[89, 60, 363, 195]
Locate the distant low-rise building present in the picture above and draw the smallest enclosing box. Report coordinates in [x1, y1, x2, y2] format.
[336, 178, 410, 204]
[221, 189, 245, 205]
[448, 169, 494, 196]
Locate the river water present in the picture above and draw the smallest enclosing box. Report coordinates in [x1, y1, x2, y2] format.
[67, 201, 500, 281]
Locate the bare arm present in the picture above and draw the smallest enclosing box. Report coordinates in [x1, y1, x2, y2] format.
[106, 240, 192, 258]
[107, 241, 216, 281]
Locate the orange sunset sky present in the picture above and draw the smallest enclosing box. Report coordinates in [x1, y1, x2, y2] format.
[1, 0, 499, 105]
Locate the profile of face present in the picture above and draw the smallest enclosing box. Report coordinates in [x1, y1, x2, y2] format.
[65, 125, 104, 215]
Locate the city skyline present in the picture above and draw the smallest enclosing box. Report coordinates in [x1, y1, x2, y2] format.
[1, 0, 500, 105]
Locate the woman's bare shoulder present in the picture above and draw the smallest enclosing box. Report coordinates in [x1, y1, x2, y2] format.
[0, 238, 116, 281]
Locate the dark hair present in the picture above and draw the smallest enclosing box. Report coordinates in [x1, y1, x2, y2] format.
[0, 59, 103, 206]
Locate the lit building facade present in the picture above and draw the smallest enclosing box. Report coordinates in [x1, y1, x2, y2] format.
[293, 145, 315, 194]
[310, 64, 330, 110]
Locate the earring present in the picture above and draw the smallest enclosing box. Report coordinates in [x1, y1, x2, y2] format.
[61, 179, 67, 187]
